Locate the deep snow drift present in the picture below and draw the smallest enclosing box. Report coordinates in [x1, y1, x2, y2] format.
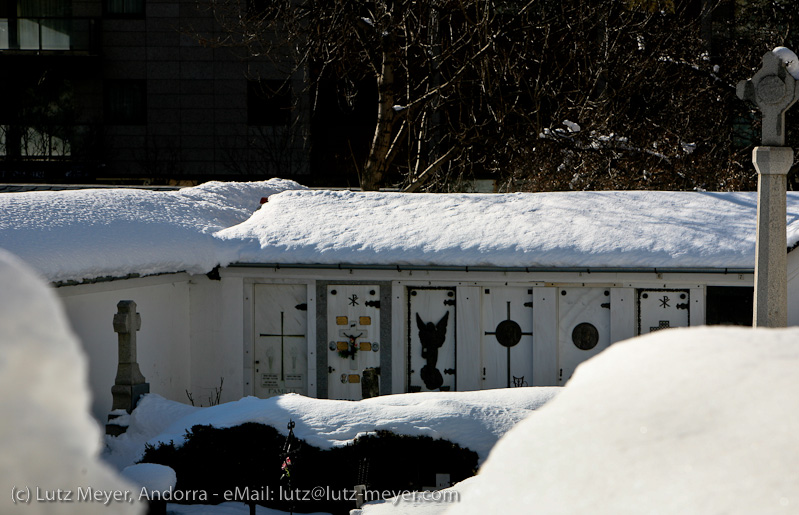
[0, 249, 143, 514]
[444, 326, 799, 515]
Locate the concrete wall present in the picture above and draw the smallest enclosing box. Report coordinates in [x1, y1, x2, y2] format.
[57, 274, 192, 422]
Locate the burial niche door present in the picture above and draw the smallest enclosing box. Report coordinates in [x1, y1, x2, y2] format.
[408, 287, 456, 392]
[253, 284, 308, 397]
[327, 285, 381, 400]
[557, 287, 611, 385]
[638, 289, 690, 335]
[481, 287, 534, 389]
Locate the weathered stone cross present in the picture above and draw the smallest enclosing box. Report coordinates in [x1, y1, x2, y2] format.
[109, 300, 149, 431]
[737, 51, 799, 146]
[737, 50, 799, 327]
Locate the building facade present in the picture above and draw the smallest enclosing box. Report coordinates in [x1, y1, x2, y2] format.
[0, 0, 309, 183]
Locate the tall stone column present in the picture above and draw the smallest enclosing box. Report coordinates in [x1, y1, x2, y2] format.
[107, 300, 149, 436]
[752, 147, 793, 327]
[738, 50, 799, 327]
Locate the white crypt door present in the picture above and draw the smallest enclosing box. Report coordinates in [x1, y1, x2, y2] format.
[407, 287, 457, 392]
[557, 287, 611, 385]
[481, 287, 534, 389]
[253, 284, 308, 397]
[638, 289, 690, 335]
[327, 285, 381, 400]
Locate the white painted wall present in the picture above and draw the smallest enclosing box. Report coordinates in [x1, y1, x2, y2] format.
[57, 275, 192, 422]
[189, 273, 245, 406]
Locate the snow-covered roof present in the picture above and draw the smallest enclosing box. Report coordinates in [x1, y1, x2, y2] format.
[3, 180, 799, 284]
[0, 179, 305, 283]
[223, 189, 799, 270]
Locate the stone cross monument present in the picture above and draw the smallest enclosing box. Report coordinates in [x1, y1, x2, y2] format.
[107, 300, 149, 435]
[737, 50, 799, 327]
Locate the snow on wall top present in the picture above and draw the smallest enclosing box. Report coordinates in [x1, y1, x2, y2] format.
[4, 181, 799, 283]
[0, 179, 305, 283]
[220, 189, 799, 269]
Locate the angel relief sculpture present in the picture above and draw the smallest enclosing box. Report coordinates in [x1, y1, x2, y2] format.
[416, 311, 449, 390]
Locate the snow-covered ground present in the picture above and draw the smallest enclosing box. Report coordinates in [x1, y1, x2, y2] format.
[446, 326, 799, 515]
[103, 389, 556, 515]
[101, 326, 799, 515]
[104, 388, 559, 469]
[5, 181, 799, 285]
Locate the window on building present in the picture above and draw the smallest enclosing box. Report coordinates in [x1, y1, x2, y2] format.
[105, 80, 147, 125]
[247, 80, 292, 126]
[105, 0, 144, 17]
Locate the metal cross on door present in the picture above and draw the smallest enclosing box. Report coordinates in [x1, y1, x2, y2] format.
[638, 289, 690, 335]
[327, 285, 381, 400]
[481, 287, 534, 389]
[557, 287, 611, 385]
[253, 284, 308, 397]
[408, 287, 456, 392]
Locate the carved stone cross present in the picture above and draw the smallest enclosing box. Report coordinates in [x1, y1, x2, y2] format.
[737, 51, 799, 145]
[736, 49, 798, 327]
[113, 300, 146, 386]
[108, 301, 149, 435]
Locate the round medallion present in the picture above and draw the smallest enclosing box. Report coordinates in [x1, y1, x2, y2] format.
[495, 320, 523, 348]
[572, 322, 599, 351]
[757, 75, 788, 105]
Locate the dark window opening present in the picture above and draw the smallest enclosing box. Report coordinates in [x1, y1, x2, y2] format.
[247, 80, 292, 126]
[706, 286, 753, 326]
[105, 80, 147, 125]
[104, 0, 144, 18]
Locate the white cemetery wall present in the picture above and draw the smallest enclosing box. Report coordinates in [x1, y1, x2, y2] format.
[57, 274, 192, 422]
[188, 274, 247, 407]
[223, 266, 756, 395]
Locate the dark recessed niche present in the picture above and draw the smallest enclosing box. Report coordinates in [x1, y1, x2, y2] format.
[572, 322, 599, 350]
[706, 286, 753, 326]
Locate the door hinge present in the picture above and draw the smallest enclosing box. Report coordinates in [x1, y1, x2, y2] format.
[443, 299, 456, 306]
[601, 303, 610, 309]
[524, 302, 533, 308]
[295, 303, 308, 311]
[444, 368, 456, 375]
[365, 300, 380, 309]
[676, 303, 689, 310]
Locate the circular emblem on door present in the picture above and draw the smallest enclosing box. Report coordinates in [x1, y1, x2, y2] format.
[572, 323, 599, 350]
[495, 320, 523, 348]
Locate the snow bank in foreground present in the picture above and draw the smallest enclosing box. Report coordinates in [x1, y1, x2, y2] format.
[446, 326, 799, 515]
[0, 249, 143, 514]
[0, 179, 304, 283]
[104, 388, 559, 470]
